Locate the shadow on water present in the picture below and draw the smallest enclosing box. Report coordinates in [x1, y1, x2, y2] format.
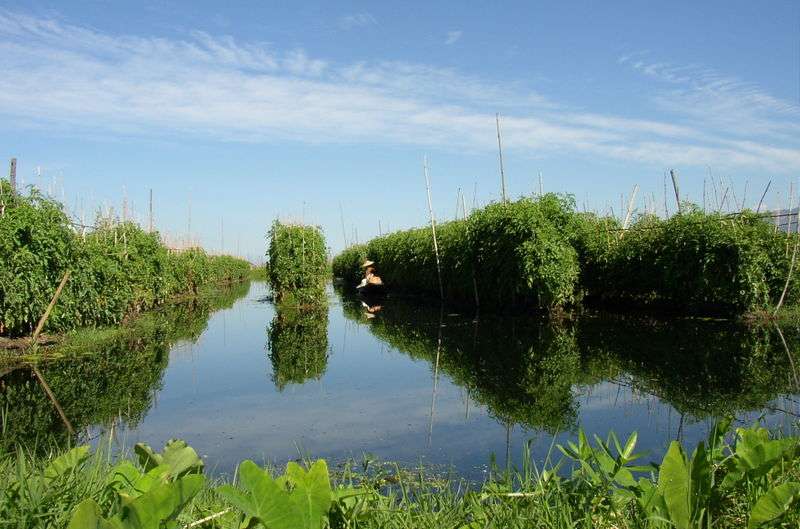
[337, 285, 800, 434]
[0, 281, 251, 451]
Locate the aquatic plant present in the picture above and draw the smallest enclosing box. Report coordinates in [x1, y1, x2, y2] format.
[267, 221, 328, 305]
[2, 422, 798, 529]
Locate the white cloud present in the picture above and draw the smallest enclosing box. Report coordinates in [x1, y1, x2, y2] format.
[338, 13, 377, 30]
[0, 10, 798, 173]
[445, 30, 462, 45]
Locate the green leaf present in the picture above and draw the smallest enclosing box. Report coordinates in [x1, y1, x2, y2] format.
[67, 499, 120, 529]
[218, 460, 332, 529]
[657, 441, 691, 529]
[134, 439, 203, 478]
[44, 445, 90, 482]
[118, 474, 205, 529]
[284, 460, 332, 529]
[748, 482, 800, 529]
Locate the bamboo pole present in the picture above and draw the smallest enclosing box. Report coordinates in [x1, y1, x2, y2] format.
[756, 180, 771, 213]
[495, 113, 507, 203]
[423, 156, 444, 301]
[670, 169, 682, 214]
[463, 193, 480, 310]
[622, 184, 639, 232]
[32, 270, 71, 343]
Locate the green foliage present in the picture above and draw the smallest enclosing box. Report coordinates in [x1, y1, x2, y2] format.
[334, 195, 580, 310]
[333, 196, 798, 315]
[267, 221, 328, 305]
[267, 303, 329, 390]
[2, 424, 799, 529]
[217, 459, 332, 529]
[0, 180, 251, 336]
[579, 209, 797, 314]
[134, 439, 204, 478]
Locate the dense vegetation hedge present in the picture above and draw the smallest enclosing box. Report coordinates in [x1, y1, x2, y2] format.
[0, 180, 251, 336]
[267, 221, 328, 304]
[333, 195, 798, 315]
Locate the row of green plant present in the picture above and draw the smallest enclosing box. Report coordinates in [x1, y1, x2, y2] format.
[332, 195, 798, 315]
[0, 180, 252, 337]
[338, 289, 800, 431]
[267, 221, 328, 305]
[2, 421, 798, 528]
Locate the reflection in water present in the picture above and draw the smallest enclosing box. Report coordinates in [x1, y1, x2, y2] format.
[266, 303, 329, 390]
[1, 281, 798, 476]
[338, 288, 800, 434]
[0, 281, 251, 450]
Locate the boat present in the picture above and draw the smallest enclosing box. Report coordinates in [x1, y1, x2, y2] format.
[357, 281, 386, 296]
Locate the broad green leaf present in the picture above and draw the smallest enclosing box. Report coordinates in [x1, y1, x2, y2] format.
[44, 445, 90, 482]
[67, 499, 120, 529]
[285, 460, 332, 529]
[748, 482, 800, 529]
[135, 439, 203, 478]
[118, 474, 205, 529]
[217, 460, 300, 529]
[657, 441, 691, 529]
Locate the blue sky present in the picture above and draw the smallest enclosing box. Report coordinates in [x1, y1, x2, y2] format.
[1, 1, 799, 260]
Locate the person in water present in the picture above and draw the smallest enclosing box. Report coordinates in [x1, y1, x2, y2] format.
[359, 260, 383, 287]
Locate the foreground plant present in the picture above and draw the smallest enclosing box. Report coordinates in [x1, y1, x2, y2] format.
[3, 422, 798, 529]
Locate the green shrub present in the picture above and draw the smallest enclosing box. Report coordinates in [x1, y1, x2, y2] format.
[0, 180, 251, 336]
[267, 221, 328, 304]
[579, 208, 798, 314]
[333, 194, 581, 310]
[333, 195, 799, 316]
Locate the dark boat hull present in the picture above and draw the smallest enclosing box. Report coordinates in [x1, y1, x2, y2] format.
[356, 282, 386, 296]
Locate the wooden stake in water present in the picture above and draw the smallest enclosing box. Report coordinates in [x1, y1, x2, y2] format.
[756, 180, 771, 214]
[148, 188, 154, 232]
[9, 158, 16, 195]
[622, 184, 639, 232]
[495, 113, 507, 203]
[670, 169, 682, 214]
[424, 156, 444, 301]
[339, 202, 349, 247]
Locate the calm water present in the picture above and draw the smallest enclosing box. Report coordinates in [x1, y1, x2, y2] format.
[2, 280, 799, 479]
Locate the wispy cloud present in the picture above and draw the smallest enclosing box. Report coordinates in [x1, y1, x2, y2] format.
[620, 54, 800, 143]
[0, 10, 798, 173]
[445, 30, 462, 45]
[338, 12, 377, 30]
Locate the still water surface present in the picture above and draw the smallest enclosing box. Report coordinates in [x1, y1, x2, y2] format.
[3, 280, 799, 478]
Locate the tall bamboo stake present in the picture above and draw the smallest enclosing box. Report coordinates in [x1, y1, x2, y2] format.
[463, 193, 480, 310]
[148, 188, 153, 232]
[495, 113, 507, 203]
[622, 184, 639, 232]
[339, 202, 348, 247]
[670, 169, 682, 214]
[424, 156, 444, 301]
[756, 180, 771, 213]
[32, 270, 71, 342]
